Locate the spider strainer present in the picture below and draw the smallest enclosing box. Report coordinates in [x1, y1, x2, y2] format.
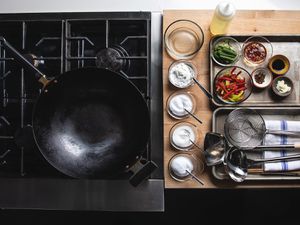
[224, 108, 266, 149]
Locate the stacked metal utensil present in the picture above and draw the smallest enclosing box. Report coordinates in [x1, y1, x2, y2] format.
[204, 108, 300, 182]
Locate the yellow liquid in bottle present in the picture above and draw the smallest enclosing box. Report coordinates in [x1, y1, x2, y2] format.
[210, 13, 231, 35]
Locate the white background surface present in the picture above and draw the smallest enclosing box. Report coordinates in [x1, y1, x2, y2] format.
[0, 0, 300, 13]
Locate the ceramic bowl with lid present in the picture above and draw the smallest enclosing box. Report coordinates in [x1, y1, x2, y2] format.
[164, 19, 204, 60]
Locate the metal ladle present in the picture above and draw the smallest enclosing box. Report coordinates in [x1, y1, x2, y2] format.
[225, 148, 300, 182]
[203, 132, 227, 166]
[203, 132, 300, 167]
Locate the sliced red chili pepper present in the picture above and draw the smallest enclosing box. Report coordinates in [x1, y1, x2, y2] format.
[218, 82, 228, 93]
[230, 67, 237, 75]
[235, 87, 247, 92]
[236, 71, 242, 76]
[218, 76, 233, 81]
[222, 89, 236, 99]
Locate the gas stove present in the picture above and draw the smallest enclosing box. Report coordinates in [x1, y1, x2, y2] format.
[0, 12, 163, 211]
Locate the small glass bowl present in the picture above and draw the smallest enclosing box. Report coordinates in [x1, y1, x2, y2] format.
[211, 36, 241, 66]
[242, 36, 273, 67]
[164, 19, 204, 60]
[168, 152, 204, 182]
[251, 67, 272, 89]
[168, 60, 197, 89]
[213, 66, 253, 104]
[169, 121, 198, 151]
[166, 91, 196, 119]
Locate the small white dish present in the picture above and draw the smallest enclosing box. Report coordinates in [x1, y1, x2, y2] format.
[251, 67, 272, 89]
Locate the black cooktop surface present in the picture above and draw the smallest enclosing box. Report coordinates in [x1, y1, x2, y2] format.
[0, 12, 152, 178]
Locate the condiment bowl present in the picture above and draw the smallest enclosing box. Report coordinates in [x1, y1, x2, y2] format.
[164, 19, 204, 60]
[168, 60, 198, 88]
[211, 36, 241, 66]
[168, 152, 204, 182]
[251, 67, 272, 89]
[242, 36, 273, 67]
[268, 54, 290, 75]
[169, 121, 198, 151]
[166, 91, 196, 119]
[272, 76, 293, 97]
[213, 66, 253, 104]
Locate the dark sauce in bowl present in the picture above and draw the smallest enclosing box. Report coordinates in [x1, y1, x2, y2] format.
[272, 59, 285, 70]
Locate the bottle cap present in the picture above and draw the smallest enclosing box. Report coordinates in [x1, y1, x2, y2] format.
[218, 2, 236, 18]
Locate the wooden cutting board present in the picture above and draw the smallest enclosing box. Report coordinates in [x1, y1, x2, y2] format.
[163, 10, 300, 189]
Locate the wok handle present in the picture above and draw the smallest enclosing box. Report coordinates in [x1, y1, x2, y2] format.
[129, 161, 158, 187]
[0, 37, 50, 87]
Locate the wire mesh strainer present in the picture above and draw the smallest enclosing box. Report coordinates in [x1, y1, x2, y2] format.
[224, 108, 300, 149]
[224, 108, 265, 149]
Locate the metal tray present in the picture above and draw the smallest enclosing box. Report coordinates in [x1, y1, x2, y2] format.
[210, 35, 300, 107]
[211, 107, 300, 180]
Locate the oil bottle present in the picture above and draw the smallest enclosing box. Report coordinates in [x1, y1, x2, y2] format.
[210, 2, 236, 35]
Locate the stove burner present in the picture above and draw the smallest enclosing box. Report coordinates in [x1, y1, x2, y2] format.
[0, 149, 11, 166]
[14, 125, 35, 149]
[96, 46, 129, 72]
[0, 116, 10, 136]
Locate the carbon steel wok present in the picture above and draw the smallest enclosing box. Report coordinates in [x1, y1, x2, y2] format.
[1, 37, 156, 185]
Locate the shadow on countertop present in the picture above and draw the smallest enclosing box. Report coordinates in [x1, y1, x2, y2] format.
[0, 189, 299, 225]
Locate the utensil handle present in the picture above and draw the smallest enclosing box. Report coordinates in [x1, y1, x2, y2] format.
[253, 143, 300, 150]
[186, 170, 204, 185]
[0, 37, 49, 87]
[267, 129, 300, 136]
[184, 108, 202, 124]
[192, 78, 213, 99]
[129, 160, 158, 187]
[252, 154, 300, 164]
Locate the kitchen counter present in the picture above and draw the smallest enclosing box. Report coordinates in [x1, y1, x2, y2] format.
[163, 10, 300, 189]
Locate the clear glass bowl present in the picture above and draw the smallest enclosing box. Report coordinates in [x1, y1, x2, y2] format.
[166, 91, 196, 119]
[164, 19, 204, 60]
[213, 66, 253, 104]
[242, 36, 273, 67]
[168, 152, 204, 182]
[168, 60, 198, 88]
[169, 121, 198, 151]
[211, 36, 241, 66]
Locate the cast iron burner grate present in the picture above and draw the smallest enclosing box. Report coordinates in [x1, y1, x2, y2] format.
[0, 13, 151, 178]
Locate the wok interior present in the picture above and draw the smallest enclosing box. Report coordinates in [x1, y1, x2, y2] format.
[32, 68, 150, 178]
